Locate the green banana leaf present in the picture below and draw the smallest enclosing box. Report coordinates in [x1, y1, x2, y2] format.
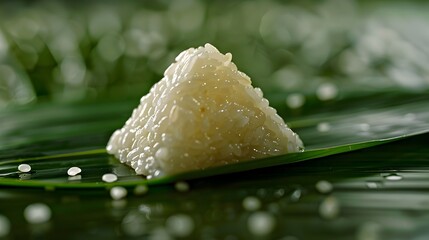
[1, 94, 429, 239]
[1, 94, 428, 189]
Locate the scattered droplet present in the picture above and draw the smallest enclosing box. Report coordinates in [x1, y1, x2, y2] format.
[290, 188, 302, 202]
[316, 180, 333, 194]
[0, 215, 10, 238]
[18, 164, 31, 173]
[134, 185, 149, 195]
[319, 196, 340, 219]
[102, 173, 118, 183]
[110, 186, 128, 200]
[384, 173, 403, 181]
[67, 167, 81, 176]
[242, 196, 261, 211]
[286, 93, 305, 109]
[175, 181, 190, 192]
[316, 82, 338, 101]
[24, 203, 52, 224]
[274, 188, 286, 198]
[166, 214, 194, 237]
[366, 181, 382, 189]
[139, 204, 152, 215]
[247, 211, 276, 236]
[317, 122, 331, 132]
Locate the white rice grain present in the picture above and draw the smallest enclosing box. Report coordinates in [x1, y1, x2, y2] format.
[102, 173, 118, 183]
[18, 164, 31, 173]
[67, 167, 82, 176]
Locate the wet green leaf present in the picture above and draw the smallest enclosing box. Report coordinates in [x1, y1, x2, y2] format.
[1, 95, 428, 189]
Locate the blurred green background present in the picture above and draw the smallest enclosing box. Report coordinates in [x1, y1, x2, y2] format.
[1, 0, 429, 108]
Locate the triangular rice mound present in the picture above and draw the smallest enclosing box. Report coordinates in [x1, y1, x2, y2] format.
[107, 44, 304, 178]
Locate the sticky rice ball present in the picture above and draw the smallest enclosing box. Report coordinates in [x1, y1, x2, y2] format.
[107, 43, 304, 179]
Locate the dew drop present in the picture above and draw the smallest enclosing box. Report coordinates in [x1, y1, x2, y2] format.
[316, 180, 333, 194]
[316, 82, 338, 101]
[319, 196, 340, 219]
[122, 211, 147, 237]
[366, 181, 382, 189]
[286, 93, 305, 109]
[274, 188, 286, 198]
[165, 214, 194, 237]
[290, 188, 302, 202]
[317, 122, 331, 132]
[247, 211, 276, 236]
[110, 186, 128, 200]
[18, 164, 31, 173]
[24, 203, 52, 224]
[242, 196, 261, 211]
